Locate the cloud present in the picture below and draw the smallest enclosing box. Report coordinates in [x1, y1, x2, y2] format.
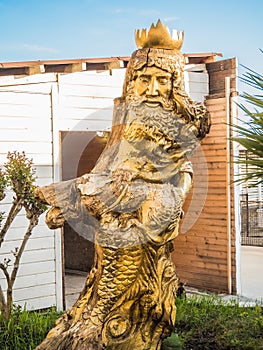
[111, 7, 136, 15]
[163, 16, 180, 23]
[20, 44, 59, 54]
[111, 8, 127, 14]
[138, 9, 161, 17]
[3, 43, 59, 54]
[111, 7, 160, 17]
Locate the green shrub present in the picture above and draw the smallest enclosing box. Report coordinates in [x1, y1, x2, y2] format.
[162, 332, 183, 350]
[1, 297, 263, 349]
[172, 295, 263, 350]
[0, 151, 47, 320]
[0, 305, 61, 350]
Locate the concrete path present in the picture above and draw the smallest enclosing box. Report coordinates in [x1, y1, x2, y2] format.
[65, 273, 86, 309]
[65, 273, 263, 310]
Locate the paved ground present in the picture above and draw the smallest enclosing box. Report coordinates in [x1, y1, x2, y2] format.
[185, 286, 263, 307]
[65, 273, 87, 309]
[240, 246, 263, 300]
[65, 273, 263, 310]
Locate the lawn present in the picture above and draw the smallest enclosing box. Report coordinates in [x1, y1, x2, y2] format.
[163, 295, 263, 349]
[1, 295, 262, 349]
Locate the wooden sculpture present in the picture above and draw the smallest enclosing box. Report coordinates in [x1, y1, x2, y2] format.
[35, 20, 210, 350]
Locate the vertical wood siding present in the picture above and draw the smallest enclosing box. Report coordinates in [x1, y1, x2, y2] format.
[173, 58, 238, 293]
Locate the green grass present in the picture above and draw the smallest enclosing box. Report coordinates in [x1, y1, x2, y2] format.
[163, 295, 263, 350]
[0, 305, 61, 350]
[1, 297, 263, 349]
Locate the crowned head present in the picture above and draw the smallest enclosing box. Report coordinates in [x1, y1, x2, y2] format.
[122, 20, 186, 107]
[135, 19, 184, 50]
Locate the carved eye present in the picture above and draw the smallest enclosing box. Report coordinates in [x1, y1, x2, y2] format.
[157, 77, 169, 85]
[139, 75, 150, 84]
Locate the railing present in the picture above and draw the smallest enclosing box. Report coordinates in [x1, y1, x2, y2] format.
[240, 197, 263, 246]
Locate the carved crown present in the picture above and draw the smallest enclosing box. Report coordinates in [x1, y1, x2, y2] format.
[135, 19, 184, 50]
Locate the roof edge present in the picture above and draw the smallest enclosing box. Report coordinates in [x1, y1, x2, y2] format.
[0, 53, 223, 76]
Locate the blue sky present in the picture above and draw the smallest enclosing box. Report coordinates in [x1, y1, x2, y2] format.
[0, 0, 262, 86]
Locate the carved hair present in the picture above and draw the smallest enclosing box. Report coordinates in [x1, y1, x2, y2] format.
[120, 48, 210, 140]
[122, 48, 185, 97]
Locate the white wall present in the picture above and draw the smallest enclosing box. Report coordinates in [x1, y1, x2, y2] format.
[0, 64, 209, 310]
[184, 64, 209, 102]
[0, 68, 127, 310]
[0, 76, 61, 310]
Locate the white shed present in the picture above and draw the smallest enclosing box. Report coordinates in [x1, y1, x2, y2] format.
[0, 54, 223, 310]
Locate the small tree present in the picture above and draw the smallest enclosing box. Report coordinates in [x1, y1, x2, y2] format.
[0, 151, 46, 320]
[231, 57, 263, 183]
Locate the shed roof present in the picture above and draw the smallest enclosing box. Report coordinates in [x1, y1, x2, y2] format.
[0, 53, 222, 76]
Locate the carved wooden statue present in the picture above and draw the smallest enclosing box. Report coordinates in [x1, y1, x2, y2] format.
[35, 20, 210, 350]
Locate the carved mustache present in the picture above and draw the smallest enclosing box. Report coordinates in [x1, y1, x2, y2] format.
[129, 95, 175, 110]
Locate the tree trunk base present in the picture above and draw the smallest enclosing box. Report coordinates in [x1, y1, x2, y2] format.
[35, 243, 178, 350]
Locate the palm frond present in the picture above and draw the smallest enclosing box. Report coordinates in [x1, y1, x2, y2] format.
[230, 54, 263, 185]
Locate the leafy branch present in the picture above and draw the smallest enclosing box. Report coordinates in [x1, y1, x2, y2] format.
[0, 151, 47, 320]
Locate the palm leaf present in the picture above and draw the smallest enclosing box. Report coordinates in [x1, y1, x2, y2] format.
[230, 54, 263, 185]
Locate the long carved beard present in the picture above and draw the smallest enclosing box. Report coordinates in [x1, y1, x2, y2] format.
[95, 101, 201, 180]
[124, 102, 183, 139]
[121, 102, 201, 158]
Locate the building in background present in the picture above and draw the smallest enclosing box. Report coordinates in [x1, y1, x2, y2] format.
[0, 52, 261, 310]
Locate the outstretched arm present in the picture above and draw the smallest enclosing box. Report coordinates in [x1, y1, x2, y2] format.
[34, 178, 85, 229]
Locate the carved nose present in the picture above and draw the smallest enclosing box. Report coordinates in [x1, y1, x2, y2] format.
[147, 78, 159, 96]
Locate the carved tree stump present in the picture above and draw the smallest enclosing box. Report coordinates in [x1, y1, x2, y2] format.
[35, 21, 210, 350]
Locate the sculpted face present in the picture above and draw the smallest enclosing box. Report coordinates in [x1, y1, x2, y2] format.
[133, 66, 172, 107]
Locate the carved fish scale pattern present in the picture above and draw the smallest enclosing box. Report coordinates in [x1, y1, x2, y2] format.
[90, 244, 144, 323]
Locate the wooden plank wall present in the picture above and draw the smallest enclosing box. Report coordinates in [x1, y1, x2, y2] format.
[0, 68, 126, 310]
[184, 64, 209, 102]
[0, 63, 219, 310]
[58, 69, 126, 132]
[0, 76, 58, 309]
[173, 58, 238, 294]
